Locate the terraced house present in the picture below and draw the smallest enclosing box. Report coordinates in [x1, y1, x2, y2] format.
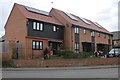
[4, 3, 113, 59]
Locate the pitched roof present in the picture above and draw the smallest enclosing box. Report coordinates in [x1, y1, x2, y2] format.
[14, 3, 63, 26]
[111, 31, 120, 40]
[52, 8, 112, 34]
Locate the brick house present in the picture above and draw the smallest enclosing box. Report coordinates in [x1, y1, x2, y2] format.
[111, 31, 120, 48]
[4, 3, 113, 59]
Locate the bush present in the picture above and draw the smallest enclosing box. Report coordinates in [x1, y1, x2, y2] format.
[79, 52, 94, 58]
[54, 50, 94, 59]
[2, 60, 16, 68]
[54, 50, 79, 59]
[53, 50, 62, 56]
[62, 50, 79, 59]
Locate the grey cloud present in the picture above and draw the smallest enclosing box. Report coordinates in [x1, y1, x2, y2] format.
[95, 0, 118, 32]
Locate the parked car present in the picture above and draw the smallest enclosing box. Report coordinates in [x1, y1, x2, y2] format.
[107, 48, 120, 57]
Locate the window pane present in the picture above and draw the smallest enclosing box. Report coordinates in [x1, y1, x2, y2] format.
[53, 26, 56, 31]
[36, 41, 39, 49]
[98, 32, 100, 37]
[40, 23, 43, 31]
[33, 22, 36, 29]
[40, 42, 43, 49]
[74, 28, 76, 33]
[75, 43, 76, 49]
[93, 31, 95, 36]
[108, 35, 110, 39]
[77, 28, 79, 33]
[74, 27, 79, 34]
[37, 22, 39, 30]
[77, 43, 79, 49]
[32, 41, 35, 49]
[91, 31, 94, 36]
[104, 34, 106, 38]
[84, 29, 86, 34]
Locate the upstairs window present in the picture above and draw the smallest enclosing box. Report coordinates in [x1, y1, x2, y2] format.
[33, 22, 36, 29]
[91, 31, 95, 37]
[98, 32, 100, 37]
[108, 35, 110, 39]
[40, 23, 43, 31]
[37, 22, 40, 30]
[84, 29, 86, 34]
[108, 39, 111, 44]
[53, 26, 57, 32]
[33, 21, 43, 31]
[74, 27, 79, 34]
[104, 34, 106, 38]
[108, 35, 111, 45]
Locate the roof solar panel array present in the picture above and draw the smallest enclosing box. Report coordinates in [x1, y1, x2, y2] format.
[93, 22, 102, 28]
[26, 6, 49, 16]
[65, 12, 78, 21]
[79, 17, 91, 25]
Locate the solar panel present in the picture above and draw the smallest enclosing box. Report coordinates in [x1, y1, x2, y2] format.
[93, 22, 102, 28]
[26, 6, 49, 16]
[79, 17, 91, 25]
[65, 12, 78, 20]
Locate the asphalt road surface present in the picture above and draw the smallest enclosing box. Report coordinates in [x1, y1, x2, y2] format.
[2, 67, 119, 78]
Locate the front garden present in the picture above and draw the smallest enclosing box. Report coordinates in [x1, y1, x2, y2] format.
[2, 50, 119, 68]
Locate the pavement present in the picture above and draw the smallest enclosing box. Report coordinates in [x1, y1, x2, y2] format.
[2, 65, 119, 71]
[2, 66, 119, 78]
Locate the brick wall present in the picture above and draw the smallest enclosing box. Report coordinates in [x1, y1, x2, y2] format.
[12, 58, 119, 68]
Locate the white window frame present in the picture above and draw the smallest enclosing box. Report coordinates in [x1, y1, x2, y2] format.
[40, 23, 43, 31]
[53, 26, 57, 32]
[39, 42, 43, 49]
[74, 27, 79, 34]
[33, 22, 36, 29]
[75, 43, 79, 49]
[36, 41, 39, 49]
[32, 41, 36, 49]
[84, 29, 86, 34]
[37, 22, 40, 30]
[91, 31, 95, 37]
[98, 32, 100, 37]
[32, 41, 43, 50]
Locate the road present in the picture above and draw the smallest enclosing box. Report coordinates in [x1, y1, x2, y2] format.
[2, 67, 119, 78]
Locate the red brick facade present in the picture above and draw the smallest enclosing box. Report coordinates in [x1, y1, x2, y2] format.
[4, 3, 113, 59]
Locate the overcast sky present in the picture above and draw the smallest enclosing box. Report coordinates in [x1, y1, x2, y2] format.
[0, 0, 119, 37]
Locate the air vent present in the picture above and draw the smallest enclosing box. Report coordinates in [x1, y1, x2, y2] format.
[26, 6, 49, 16]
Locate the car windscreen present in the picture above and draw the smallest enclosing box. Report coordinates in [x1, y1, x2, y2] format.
[114, 48, 120, 54]
[109, 49, 114, 53]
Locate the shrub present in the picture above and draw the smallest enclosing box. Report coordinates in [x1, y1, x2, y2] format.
[53, 50, 62, 56]
[62, 50, 78, 59]
[54, 50, 94, 59]
[79, 52, 94, 58]
[55, 50, 79, 59]
[2, 60, 16, 68]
